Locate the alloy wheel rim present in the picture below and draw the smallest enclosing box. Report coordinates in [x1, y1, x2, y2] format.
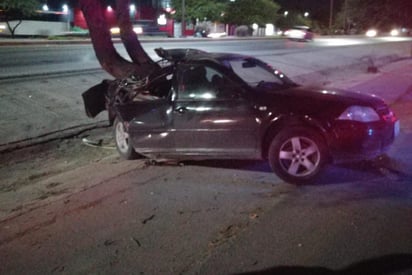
[278, 136, 320, 177]
[116, 122, 130, 153]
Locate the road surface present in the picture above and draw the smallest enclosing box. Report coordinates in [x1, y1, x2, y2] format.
[0, 36, 411, 78]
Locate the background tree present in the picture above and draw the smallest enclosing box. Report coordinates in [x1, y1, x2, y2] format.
[336, 0, 412, 32]
[170, 0, 227, 24]
[222, 0, 280, 27]
[276, 0, 346, 33]
[79, 0, 159, 79]
[0, 0, 40, 38]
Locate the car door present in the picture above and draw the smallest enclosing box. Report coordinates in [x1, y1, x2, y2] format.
[116, 99, 175, 153]
[172, 63, 261, 159]
[114, 66, 176, 155]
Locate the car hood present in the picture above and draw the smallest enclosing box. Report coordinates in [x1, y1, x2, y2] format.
[263, 85, 385, 107]
[253, 85, 389, 120]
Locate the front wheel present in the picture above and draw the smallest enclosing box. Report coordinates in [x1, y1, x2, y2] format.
[268, 127, 328, 184]
[114, 118, 138, 160]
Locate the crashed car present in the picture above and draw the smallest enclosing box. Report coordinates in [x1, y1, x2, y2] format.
[83, 48, 399, 184]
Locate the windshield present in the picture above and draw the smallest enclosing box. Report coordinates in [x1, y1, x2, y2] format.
[224, 58, 296, 89]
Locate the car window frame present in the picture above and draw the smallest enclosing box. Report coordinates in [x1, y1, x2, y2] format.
[175, 62, 248, 102]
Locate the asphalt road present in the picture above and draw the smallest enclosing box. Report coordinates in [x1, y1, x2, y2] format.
[1, 36, 411, 78]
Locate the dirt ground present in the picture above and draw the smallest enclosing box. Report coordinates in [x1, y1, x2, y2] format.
[0, 125, 132, 218]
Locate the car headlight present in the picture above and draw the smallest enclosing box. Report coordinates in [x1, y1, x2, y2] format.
[133, 26, 143, 34]
[366, 29, 377, 37]
[337, 106, 380, 122]
[110, 27, 120, 34]
[390, 29, 399, 36]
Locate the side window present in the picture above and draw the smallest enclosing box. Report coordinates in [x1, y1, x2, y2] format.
[177, 64, 245, 101]
[212, 74, 245, 100]
[177, 64, 215, 100]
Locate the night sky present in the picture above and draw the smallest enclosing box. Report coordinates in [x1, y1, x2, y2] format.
[45, 0, 344, 23]
[46, 0, 344, 11]
[276, 0, 345, 22]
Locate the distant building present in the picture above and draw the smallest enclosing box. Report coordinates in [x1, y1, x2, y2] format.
[0, 0, 176, 37]
[73, 0, 175, 37]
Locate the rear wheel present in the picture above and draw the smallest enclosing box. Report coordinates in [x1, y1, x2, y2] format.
[268, 127, 327, 184]
[114, 118, 138, 159]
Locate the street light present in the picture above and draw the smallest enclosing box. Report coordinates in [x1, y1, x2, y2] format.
[42, 4, 49, 11]
[130, 4, 136, 20]
[62, 4, 70, 32]
[284, 11, 288, 17]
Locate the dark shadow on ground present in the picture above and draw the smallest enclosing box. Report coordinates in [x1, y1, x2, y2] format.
[156, 158, 396, 186]
[234, 253, 412, 275]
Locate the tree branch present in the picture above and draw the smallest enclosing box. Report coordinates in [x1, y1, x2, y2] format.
[79, 0, 154, 78]
[115, 0, 158, 69]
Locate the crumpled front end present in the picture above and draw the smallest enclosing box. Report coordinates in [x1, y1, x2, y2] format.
[82, 76, 151, 124]
[82, 80, 110, 118]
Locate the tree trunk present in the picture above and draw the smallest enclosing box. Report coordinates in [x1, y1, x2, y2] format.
[79, 0, 158, 79]
[116, 0, 158, 68]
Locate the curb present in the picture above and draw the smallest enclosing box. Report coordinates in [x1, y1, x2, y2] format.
[0, 121, 109, 154]
[0, 35, 279, 46]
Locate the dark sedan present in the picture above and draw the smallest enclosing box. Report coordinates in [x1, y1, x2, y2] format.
[83, 48, 399, 184]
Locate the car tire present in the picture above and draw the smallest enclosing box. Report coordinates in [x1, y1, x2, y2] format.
[113, 118, 139, 160]
[268, 127, 327, 184]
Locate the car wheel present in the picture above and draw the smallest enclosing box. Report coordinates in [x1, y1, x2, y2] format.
[268, 127, 327, 184]
[114, 118, 138, 160]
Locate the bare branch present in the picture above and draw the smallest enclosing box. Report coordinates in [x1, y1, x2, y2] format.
[115, 0, 158, 68]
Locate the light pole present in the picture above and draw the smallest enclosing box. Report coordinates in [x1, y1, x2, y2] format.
[130, 4, 136, 20]
[343, 0, 348, 33]
[181, 0, 185, 37]
[329, 0, 334, 34]
[62, 4, 70, 32]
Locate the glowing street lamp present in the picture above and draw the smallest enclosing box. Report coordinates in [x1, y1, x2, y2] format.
[62, 4, 68, 13]
[130, 4, 136, 12]
[62, 4, 70, 31]
[129, 4, 136, 19]
[42, 4, 49, 11]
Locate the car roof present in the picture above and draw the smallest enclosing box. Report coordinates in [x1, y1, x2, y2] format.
[155, 48, 248, 64]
